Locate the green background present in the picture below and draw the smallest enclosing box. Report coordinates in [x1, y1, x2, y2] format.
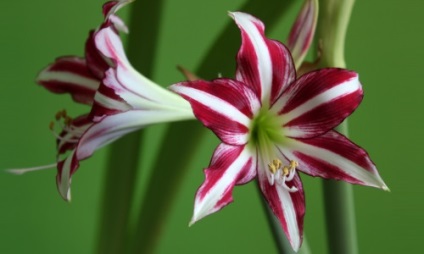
[1, 0, 422, 253]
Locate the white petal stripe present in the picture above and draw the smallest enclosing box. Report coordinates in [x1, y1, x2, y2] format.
[191, 146, 253, 224]
[276, 184, 301, 251]
[38, 71, 99, 90]
[282, 139, 387, 189]
[76, 109, 194, 159]
[59, 150, 75, 201]
[274, 76, 360, 125]
[173, 85, 252, 128]
[230, 12, 272, 102]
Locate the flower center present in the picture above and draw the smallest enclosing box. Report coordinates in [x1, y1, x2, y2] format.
[267, 159, 298, 192]
[249, 109, 285, 146]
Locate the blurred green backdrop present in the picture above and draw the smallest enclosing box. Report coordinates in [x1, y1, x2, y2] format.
[1, 0, 422, 253]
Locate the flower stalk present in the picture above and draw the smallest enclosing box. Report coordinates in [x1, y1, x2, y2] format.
[317, 0, 358, 253]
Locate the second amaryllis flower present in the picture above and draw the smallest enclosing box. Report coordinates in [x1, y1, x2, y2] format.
[11, 0, 194, 201]
[170, 12, 387, 251]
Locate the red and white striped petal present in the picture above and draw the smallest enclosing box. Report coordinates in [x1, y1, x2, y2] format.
[281, 130, 388, 190]
[272, 68, 363, 138]
[77, 109, 193, 160]
[95, 27, 186, 109]
[286, 0, 318, 68]
[85, 31, 110, 80]
[190, 143, 256, 225]
[90, 69, 131, 119]
[55, 108, 194, 201]
[56, 151, 78, 201]
[257, 155, 305, 252]
[231, 12, 295, 106]
[103, 0, 132, 22]
[37, 57, 100, 105]
[170, 79, 261, 145]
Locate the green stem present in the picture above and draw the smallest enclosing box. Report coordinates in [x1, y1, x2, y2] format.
[317, 0, 358, 253]
[257, 186, 311, 254]
[95, 1, 164, 254]
[131, 1, 296, 253]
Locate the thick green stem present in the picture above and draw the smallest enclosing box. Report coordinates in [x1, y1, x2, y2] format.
[318, 0, 355, 68]
[131, 1, 296, 253]
[317, 0, 358, 253]
[96, 1, 164, 254]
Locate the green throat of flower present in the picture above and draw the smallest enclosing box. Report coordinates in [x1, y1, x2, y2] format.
[249, 109, 285, 148]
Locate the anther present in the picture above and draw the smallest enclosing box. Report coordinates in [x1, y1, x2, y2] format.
[64, 116, 73, 126]
[282, 166, 289, 176]
[267, 159, 299, 193]
[290, 160, 298, 169]
[268, 163, 277, 174]
[55, 109, 66, 120]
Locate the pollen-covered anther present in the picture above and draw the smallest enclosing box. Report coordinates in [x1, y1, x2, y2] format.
[268, 159, 299, 193]
[55, 109, 67, 120]
[268, 159, 282, 174]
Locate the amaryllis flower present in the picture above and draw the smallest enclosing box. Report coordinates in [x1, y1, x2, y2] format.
[170, 12, 388, 251]
[10, 0, 194, 201]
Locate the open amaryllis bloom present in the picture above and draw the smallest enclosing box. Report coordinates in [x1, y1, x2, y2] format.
[170, 12, 388, 251]
[9, 0, 194, 201]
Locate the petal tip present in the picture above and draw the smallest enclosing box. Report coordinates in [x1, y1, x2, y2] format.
[60, 188, 72, 202]
[381, 183, 390, 192]
[188, 216, 198, 227]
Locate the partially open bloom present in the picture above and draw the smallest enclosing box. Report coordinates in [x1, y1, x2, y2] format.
[170, 12, 387, 251]
[10, 0, 194, 201]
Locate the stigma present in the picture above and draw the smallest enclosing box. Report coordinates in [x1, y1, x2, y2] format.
[267, 159, 298, 192]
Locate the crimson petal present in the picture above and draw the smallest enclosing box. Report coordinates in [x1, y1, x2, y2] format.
[281, 130, 388, 190]
[272, 68, 363, 138]
[190, 144, 256, 225]
[37, 57, 100, 105]
[170, 78, 260, 145]
[231, 12, 296, 106]
[257, 155, 305, 252]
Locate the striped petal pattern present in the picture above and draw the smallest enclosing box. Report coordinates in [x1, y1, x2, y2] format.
[286, 0, 318, 68]
[257, 158, 305, 252]
[190, 144, 256, 225]
[170, 79, 260, 145]
[231, 12, 296, 106]
[281, 131, 388, 190]
[273, 69, 363, 138]
[37, 57, 99, 105]
[56, 107, 194, 201]
[94, 27, 188, 110]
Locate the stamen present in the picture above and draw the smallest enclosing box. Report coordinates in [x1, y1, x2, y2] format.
[49, 109, 81, 143]
[267, 159, 299, 192]
[268, 163, 277, 174]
